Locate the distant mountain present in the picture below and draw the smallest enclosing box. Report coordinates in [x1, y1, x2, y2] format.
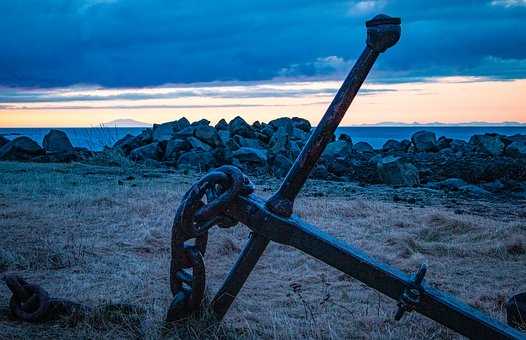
[102, 119, 151, 127]
[351, 121, 526, 127]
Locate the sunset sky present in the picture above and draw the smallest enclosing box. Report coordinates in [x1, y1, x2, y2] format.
[1, 1, 525, 127]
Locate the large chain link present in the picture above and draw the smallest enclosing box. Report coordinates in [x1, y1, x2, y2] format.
[167, 165, 254, 322]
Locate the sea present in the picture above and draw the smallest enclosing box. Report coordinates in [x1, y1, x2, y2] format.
[1, 126, 525, 151]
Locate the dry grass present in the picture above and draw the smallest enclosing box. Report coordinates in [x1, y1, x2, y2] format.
[0, 161, 524, 339]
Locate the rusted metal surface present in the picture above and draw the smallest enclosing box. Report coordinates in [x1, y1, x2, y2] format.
[167, 14, 526, 339]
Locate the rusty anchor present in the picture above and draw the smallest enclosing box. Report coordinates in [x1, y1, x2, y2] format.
[167, 14, 526, 339]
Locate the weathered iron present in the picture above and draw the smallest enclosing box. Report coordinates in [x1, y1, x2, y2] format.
[167, 14, 526, 339]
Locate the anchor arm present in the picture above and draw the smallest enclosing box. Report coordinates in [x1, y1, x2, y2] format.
[224, 194, 525, 340]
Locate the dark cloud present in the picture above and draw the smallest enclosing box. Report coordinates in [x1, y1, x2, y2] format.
[0, 0, 525, 88]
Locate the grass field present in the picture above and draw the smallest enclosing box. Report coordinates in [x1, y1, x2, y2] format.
[0, 161, 525, 339]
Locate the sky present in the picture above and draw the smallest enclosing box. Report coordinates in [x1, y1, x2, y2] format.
[0, 0, 525, 127]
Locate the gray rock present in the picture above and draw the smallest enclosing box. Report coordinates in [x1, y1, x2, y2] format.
[382, 139, 403, 152]
[507, 134, 526, 143]
[268, 127, 291, 155]
[271, 154, 293, 178]
[353, 141, 374, 153]
[113, 130, 151, 155]
[0, 137, 44, 160]
[113, 134, 135, 150]
[311, 164, 330, 179]
[269, 117, 293, 131]
[400, 139, 412, 151]
[130, 142, 162, 161]
[215, 119, 229, 130]
[450, 139, 471, 153]
[505, 141, 526, 158]
[218, 130, 231, 144]
[42, 129, 74, 153]
[194, 125, 222, 147]
[191, 119, 210, 126]
[469, 134, 505, 156]
[233, 135, 264, 149]
[291, 117, 311, 132]
[173, 126, 196, 139]
[377, 155, 419, 186]
[164, 139, 190, 160]
[0, 136, 9, 147]
[187, 137, 213, 151]
[411, 130, 437, 152]
[291, 128, 308, 141]
[322, 140, 352, 160]
[327, 157, 351, 177]
[338, 133, 352, 143]
[261, 125, 275, 139]
[152, 118, 190, 141]
[233, 147, 268, 165]
[229, 116, 254, 138]
[177, 151, 216, 170]
[437, 136, 452, 150]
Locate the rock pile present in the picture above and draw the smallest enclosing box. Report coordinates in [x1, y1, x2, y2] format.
[1, 117, 525, 194]
[0, 130, 92, 163]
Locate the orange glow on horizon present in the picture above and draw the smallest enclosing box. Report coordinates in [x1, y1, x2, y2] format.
[0, 77, 524, 127]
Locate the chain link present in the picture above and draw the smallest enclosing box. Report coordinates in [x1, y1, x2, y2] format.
[168, 165, 254, 322]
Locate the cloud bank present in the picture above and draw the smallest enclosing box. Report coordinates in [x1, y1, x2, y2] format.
[0, 1, 525, 88]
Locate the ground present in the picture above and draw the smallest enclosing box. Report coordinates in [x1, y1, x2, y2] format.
[0, 161, 524, 339]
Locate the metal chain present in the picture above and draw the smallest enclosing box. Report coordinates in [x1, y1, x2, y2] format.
[168, 165, 254, 322]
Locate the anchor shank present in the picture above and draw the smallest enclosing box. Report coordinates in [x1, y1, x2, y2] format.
[266, 15, 401, 217]
[265, 47, 379, 217]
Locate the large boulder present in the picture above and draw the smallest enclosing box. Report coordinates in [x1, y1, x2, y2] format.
[353, 141, 374, 153]
[269, 117, 293, 131]
[177, 151, 215, 170]
[291, 117, 311, 132]
[130, 142, 162, 161]
[164, 139, 190, 160]
[322, 140, 352, 160]
[338, 133, 352, 143]
[505, 141, 526, 158]
[152, 117, 190, 141]
[469, 134, 505, 156]
[411, 130, 437, 152]
[377, 155, 419, 186]
[0, 135, 10, 147]
[42, 129, 73, 153]
[229, 116, 254, 138]
[215, 119, 229, 130]
[194, 125, 222, 147]
[0, 137, 44, 160]
[382, 139, 403, 153]
[232, 147, 268, 166]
